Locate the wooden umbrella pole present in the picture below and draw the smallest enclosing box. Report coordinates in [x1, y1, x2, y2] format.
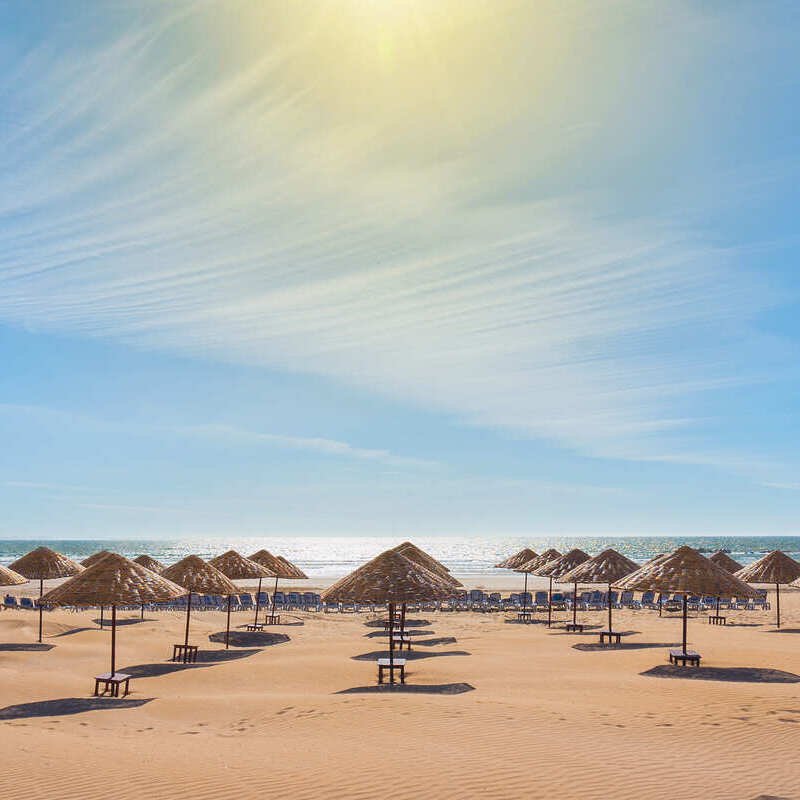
[38, 577, 44, 643]
[522, 572, 528, 614]
[716, 596, 720, 616]
[254, 577, 262, 627]
[547, 576, 553, 627]
[100, 605, 104, 629]
[776, 582, 781, 629]
[608, 582, 613, 633]
[400, 602, 407, 635]
[110, 604, 117, 678]
[572, 581, 578, 627]
[682, 594, 688, 655]
[270, 576, 279, 620]
[225, 594, 232, 649]
[184, 591, 192, 647]
[388, 601, 395, 684]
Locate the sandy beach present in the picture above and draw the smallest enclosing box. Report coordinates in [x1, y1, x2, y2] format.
[2, 577, 799, 800]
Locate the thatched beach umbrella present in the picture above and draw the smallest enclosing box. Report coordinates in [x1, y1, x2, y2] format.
[391, 543, 462, 629]
[518, 549, 562, 626]
[133, 554, 165, 573]
[249, 549, 296, 622]
[735, 551, 800, 629]
[9, 547, 84, 642]
[0, 564, 26, 588]
[210, 550, 275, 628]
[41, 554, 184, 685]
[709, 551, 743, 573]
[161, 556, 238, 652]
[559, 549, 638, 636]
[496, 548, 537, 616]
[81, 550, 114, 567]
[321, 549, 458, 684]
[274, 555, 308, 580]
[496, 548, 538, 570]
[616, 546, 758, 656]
[536, 549, 591, 630]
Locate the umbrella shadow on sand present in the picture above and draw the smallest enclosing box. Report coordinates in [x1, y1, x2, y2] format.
[337, 683, 475, 695]
[208, 631, 290, 648]
[642, 665, 800, 683]
[91, 617, 148, 627]
[364, 618, 431, 629]
[0, 643, 54, 652]
[0, 697, 153, 719]
[573, 641, 678, 652]
[547, 624, 605, 635]
[52, 627, 100, 637]
[364, 629, 432, 639]
[122, 648, 261, 679]
[352, 649, 470, 661]
[765, 628, 800, 634]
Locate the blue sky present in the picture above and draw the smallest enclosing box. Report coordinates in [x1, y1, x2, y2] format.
[0, 1, 798, 538]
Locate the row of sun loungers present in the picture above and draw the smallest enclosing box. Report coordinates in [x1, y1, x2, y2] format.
[2, 588, 771, 614]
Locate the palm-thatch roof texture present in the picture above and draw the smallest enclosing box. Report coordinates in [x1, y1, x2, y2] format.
[161, 555, 238, 595]
[707, 551, 743, 573]
[0, 564, 27, 586]
[536, 549, 591, 579]
[81, 550, 115, 568]
[209, 550, 275, 580]
[41, 553, 185, 607]
[321, 549, 458, 604]
[615, 546, 758, 598]
[393, 542, 462, 587]
[274, 555, 308, 580]
[496, 548, 538, 570]
[133, 554, 165, 574]
[516, 548, 562, 574]
[559, 549, 639, 584]
[735, 551, 800, 585]
[9, 547, 83, 580]
[249, 550, 294, 578]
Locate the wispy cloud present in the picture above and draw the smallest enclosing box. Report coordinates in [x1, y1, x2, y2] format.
[0, 1, 793, 483]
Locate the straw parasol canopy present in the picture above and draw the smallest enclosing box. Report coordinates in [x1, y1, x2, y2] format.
[708, 551, 743, 573]
[537, 549, 591, 579]
[560, 549, 639, 635]
[495, 548, 538, 570]
[9, 546, 85, 642]
[249, 549, 293, 578]
[0, 563, 26, 587]
[393, 542, 462, 587]
[161, 556, 238, 650]
[41, 554, 185, 682]
[210, 550, 276, 627]
[10, 547, 83, 581]
[517, 548, 562, 574]
[81, 550, 115, 568]
[133, 554, 165, 574]
[274, 555, 308, 580]
[615, 546, 758, 654]
[321, 549, 458, 605]
[735, 551, 800, 628]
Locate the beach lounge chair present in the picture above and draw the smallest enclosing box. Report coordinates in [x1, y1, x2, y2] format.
[20, 597, 35, 610]
[3, 595, 19, 609]
[640, 591, 657, 609]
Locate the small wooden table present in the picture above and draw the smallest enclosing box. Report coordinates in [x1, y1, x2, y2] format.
[171, 643, 199, 663]
[565, 622, 585, 633]
[390, 634, 412, 652]
[245, 623, 265, 632]
[707, 615, 726, 626]
[94, 672, 131, 697]
[263, 614, 281, 625]
[599, 630, 622, 644]
[517, 611, 533, 623]
[669, 648, 701, 666]
[377, 658, 406, 685]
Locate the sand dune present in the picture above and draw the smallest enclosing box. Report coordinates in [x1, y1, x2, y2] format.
[1, 583, 799, 800]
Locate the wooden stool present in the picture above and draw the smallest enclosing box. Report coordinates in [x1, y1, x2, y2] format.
[707, 615, 726, 626]
[517, 611, 533, 623]
[94, 672, 131, 697]
[390, 635, 412, 652]
[264, 614, 281, 625]
[599, 630, 622, 644]
[669, 648, 701, 666]
[377, 658, 406, 685]
[565, 622, 585, 633]
[171, 643, 199, 663]
[245, 623, 265, 632]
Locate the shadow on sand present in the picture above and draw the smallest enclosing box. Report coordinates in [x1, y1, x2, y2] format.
[573, 641, 677, 652]
[337, 683, 474, 695]
[0, 643, 55, 652]
[352, 649, 470, 662]
[0, 697, 153, 720]
[91, 617, 148, 627]
[547, 624, 605, 635]
[121, 648, 261, 678]
[53, 627, 99, 637]
[765, 628, 800, 634]
[364, 618, 431, 629]
[208, 631, 290, 648]
[365, 629, 432, 639]
[642, 665, 800, 683]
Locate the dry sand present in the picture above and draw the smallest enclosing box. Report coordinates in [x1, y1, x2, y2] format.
[1, 579, 799, 800]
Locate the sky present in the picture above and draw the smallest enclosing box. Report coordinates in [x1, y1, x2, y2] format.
[0, 0, 798, 538]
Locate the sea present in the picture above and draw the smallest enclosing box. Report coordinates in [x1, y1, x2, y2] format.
[1, 536, 799, 579]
